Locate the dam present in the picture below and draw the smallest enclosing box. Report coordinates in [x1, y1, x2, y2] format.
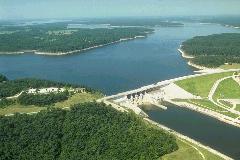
[2, 22, 240, 159]
[101, 69, 239, 117]
[100, 69, 240, 159]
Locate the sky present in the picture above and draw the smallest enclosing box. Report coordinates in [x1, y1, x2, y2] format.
[1, 0, 240, 19]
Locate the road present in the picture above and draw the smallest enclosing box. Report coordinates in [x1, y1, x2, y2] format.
[104, 69, 240, 101]
[208, 76, 240, 115]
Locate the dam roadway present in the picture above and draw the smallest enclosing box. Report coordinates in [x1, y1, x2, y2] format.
[2, 22, 240, 159]
[100, 69, 240, 160]
[102, 69, 239, 101]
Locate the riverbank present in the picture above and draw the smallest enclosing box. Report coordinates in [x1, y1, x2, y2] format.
[224, 24, 240, 29]
[168, 99, 240, 128]
[178, 48, 209, 70]
[100, 98, 232, 159]
[178, 48, 224, 72]
[0, 35, 146, 56]
[173, 70, 240, 127]
[178, 47, 194, 59]
[144, 118, 233, 160]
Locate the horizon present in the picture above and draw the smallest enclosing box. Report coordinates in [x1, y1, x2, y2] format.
[1, 0, 240, 20]
[1, 15, 240, 22]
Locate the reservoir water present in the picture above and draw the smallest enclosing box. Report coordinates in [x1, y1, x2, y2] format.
[1, 23, 240, 159]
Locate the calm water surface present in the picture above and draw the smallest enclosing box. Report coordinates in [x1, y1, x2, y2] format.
[142, 104, 240, 159]
[2, 23, 239, 95]
[1, 23, 240, 159]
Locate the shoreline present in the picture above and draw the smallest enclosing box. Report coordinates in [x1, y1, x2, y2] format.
[224, 24, 240, 29]
[168, 100, 240, 128]
[0, 35, 146, 56]
[187, 61, 212, 70]
[178, 47, 223, 72]
[144, 118, 233, 160]
[177, 47, 194, 59]
[5, 96, 233, 160]
[178, 48, 207, 70]
[100, 98, 233, 160]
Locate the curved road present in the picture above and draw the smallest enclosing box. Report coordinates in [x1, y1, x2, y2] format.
[208, 76, 240, 116]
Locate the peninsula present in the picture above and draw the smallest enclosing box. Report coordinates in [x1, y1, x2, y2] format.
[179, 33, 240, 70]
[0, 23, 153, 55]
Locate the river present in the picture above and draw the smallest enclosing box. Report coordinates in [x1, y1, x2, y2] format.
[0, 22, 240, 159]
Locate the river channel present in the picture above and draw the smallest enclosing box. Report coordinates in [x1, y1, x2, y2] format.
[0, 22, 240, 159]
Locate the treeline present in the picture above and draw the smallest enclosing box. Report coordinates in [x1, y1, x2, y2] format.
[201, 16, 240, 28]
[18, 91, 69, 106]
[0, 24, 153, 53]
[0, 99, 15, 109]
[0, 74, 7, 82]
[0, 102, 178, 160]
[71, 18, 184, 27]
[182, 33, 240, 67]
[0, 75, 93, 99]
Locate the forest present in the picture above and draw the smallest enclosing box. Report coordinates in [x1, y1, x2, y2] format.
[201, 16, 240, 28]
[182, 33, 240, 67]
[0, 99, 15, 109]
[0, 23, 153, 53]
[0, 74, 7, 82]
[0, 75, 92, 99]
[0, 102, 178, 160]
[18, 91, 69, 106]
[0, 74, 101, 110]
[70, 18, 184, 27]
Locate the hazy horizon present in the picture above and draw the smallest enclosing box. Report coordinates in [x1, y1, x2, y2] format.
[1, 0, 240, 20]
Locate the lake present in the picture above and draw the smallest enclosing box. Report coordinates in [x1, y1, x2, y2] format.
[0, 22, 240, 159]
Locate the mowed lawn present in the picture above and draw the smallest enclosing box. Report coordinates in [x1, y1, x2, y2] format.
[0, 92, 102, 115]
[175, 72, 233, 98]
[54, 92, 102, 108]
[161, 139, 224, 160]
[190, 99, 239, 118]
[175, 99, 239, 118]
[236, 105, 240, 112]
[214, 78, 240, 99]
[220, 63, 240, 70]
[188, 99, 226, 112]
[0, 105, 45, 116]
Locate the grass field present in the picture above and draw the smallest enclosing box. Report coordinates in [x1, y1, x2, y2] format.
[189, 99, 239, 118]
[175, 72, 233, 98]
[0, 105, 45, 116]
[213, 78, 240, 100]
[220, 63, 240, 70]
[162, 138, 224, 160]
[189, 99, 226, 112]
[218, 100, 232, 108]
[175, 99, 239, 119]
[146, 119, 225, 160]
[54, 92, 102, 108]
[236, 105, 240, 112]
[0, 92, 102, 115]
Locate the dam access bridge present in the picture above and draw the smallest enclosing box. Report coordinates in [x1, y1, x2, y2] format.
[99, 69, 240, 117]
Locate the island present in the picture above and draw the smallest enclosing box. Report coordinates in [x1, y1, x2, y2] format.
[179, 33, 240, 69]
[0, 23, 153, 55]
[0, 74, 225, 160]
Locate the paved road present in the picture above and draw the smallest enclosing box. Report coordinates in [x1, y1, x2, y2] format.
[208, 76, 240, 115]
[104, 69, 240, 100]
